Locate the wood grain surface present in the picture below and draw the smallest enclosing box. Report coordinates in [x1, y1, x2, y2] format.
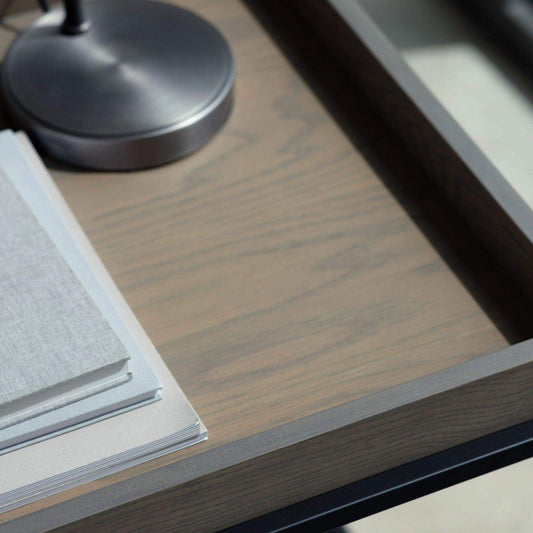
[0, 0, 531, 531]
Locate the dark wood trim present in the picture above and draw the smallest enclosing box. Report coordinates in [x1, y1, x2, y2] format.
[3, 341, 533, 532]
[295, 0, 533, 299]
[224, 418, 533, 532]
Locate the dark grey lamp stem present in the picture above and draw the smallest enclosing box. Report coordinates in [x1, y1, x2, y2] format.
[62, 0, 90, 34]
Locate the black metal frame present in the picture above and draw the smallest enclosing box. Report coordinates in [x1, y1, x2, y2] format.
[223, 418, 533, 532]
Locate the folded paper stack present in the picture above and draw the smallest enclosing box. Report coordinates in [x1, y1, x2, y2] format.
[0, 131, 206, 513]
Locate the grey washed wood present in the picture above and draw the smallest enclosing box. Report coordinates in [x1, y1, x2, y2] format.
[0, 0, 532, 531]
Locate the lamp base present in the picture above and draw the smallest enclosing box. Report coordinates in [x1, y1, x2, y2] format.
[1, 0, 234, 170]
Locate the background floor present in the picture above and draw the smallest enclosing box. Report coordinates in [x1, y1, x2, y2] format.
[343, 456, 533, 532]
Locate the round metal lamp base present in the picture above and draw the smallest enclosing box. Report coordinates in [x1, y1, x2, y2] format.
[1, 0, 234, 170]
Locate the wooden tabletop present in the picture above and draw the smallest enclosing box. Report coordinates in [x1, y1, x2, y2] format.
[1, 1, 532, 532]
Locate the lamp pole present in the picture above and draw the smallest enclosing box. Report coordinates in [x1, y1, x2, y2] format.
[62, 0, 90, 34]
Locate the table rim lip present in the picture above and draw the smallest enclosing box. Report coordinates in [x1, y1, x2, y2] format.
[324, 0, 533, 245]
[3, 339, 533, 532]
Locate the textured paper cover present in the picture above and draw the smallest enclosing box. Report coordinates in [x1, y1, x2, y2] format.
[0, 169, 129, 408]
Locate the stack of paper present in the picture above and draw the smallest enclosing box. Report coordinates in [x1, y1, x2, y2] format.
[0, 131, 206, 512]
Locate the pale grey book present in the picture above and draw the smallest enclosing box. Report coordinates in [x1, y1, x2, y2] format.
[0, 335, 161, 452]
[0, 164, 133, 430]
[0, 132, 204, 514]
[0, 131, 162, 450]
